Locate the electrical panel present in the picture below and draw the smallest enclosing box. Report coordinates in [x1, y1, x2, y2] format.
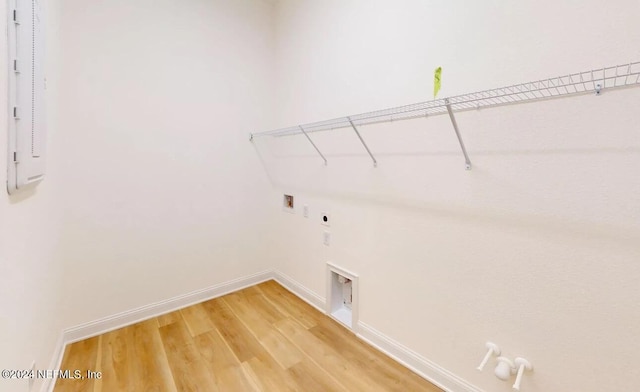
[7, 0, 47, 194]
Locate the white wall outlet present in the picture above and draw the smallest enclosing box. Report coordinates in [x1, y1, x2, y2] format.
[321, 212, 330, 226]
[303, 205, 309, 218]
[323, 231, 330, 246]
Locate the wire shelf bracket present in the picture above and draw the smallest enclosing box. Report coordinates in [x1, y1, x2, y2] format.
[299, 125, 327, 165]
[250, 61, 640, 169]
[445, 98, 472, 170]
[348, 117, 377, 167]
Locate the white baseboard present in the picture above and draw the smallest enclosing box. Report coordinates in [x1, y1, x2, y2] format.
[357, 321, 484, 392]
[272, 270, 326, 312]
[42, 333, 65, 392]
[63, 269, 275, 345]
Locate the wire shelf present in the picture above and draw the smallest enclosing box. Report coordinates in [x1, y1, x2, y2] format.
[251, 61, 640, 139]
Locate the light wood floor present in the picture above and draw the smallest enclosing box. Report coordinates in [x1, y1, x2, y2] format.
[54, 280, 442, 392]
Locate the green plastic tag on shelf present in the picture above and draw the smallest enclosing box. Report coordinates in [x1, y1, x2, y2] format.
[434, 66, 442, 98]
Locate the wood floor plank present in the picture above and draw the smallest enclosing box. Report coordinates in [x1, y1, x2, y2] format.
[217, 366, 260, 392]
[200, 297, 266, 362]
[222, 291, 275, 339]
[274, 317, 390, 392]
[92, 336, 103, 392]
[54, 336, 100, 392]
[309, 319, 441, 391]
[256, 328, 304, 370]
[238, 285, 288, 324]
[94, 327, 130, 391]
[180, 303, 216, 337]
[131, 319, 178, 391]
[159, 320, 219, 391]
[91, 319, 177, 392]
[211, 295, 305, 390]
[194, 329, 256, 391]
[157, 311, 182, 327]
[256, 280, 322, 329]
[241, 360, 266, 391]
[287, 359, 350, 392]
[222, 289, 304, 369]
[242, 356, 301, 392]
[193, 328, 240, 370]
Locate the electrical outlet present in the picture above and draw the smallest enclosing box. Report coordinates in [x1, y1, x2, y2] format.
[303, 205, 309, 218]
[323, 231, 330, 246]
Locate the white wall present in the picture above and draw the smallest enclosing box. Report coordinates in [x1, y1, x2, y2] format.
[55, 0, 279, 327]
[256, 1, 640, 391]
[0, 1, 64, 392]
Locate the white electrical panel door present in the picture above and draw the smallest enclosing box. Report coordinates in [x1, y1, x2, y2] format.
[7, 0, 46, 194]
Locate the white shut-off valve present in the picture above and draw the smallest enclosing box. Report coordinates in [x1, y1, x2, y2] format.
[476, 342, 533, 391]
[476, 342, 501, 371]
[512, 357, 533, 391]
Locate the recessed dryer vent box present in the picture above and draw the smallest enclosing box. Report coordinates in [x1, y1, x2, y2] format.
[326, 262, 358, 331]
